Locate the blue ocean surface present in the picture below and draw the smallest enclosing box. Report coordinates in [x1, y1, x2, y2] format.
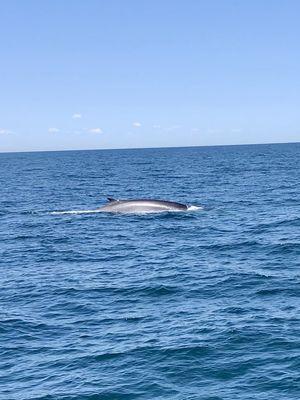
[0, 143, 299, 400]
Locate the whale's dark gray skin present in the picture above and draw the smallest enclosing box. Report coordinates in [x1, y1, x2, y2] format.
[99, 197, 188, 213]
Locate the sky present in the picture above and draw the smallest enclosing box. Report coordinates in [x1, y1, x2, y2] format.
[0, 0, 300, 152]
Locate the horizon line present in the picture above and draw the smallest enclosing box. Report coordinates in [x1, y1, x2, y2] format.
[0, 140, 299, 155]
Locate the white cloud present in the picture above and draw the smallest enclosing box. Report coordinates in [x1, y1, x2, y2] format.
[165, 125, 181, 132]
[132, 121, 142, 128]
[88, 128, 102, 134]
[48, 127, 60, 133]
[72, 113, 82, 119]
[191, 128, 200, 132]
[0, 128, 12, 135]
[153, 124, 161, 129]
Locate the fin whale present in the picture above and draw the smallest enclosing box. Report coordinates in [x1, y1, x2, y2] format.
[99, 197, 189, 213]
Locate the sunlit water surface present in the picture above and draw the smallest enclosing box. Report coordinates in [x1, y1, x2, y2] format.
[0, 143, 299, 399]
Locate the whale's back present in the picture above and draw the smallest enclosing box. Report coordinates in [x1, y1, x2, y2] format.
[99, 198, 188, 213]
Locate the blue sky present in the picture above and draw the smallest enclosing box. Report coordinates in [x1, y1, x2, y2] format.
[1, 0, 300, 152]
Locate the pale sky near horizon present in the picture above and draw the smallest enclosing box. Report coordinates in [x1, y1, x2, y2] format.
[1, 0, 300, 152]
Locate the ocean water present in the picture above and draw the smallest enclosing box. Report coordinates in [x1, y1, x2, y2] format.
[0, 143, 299, 400]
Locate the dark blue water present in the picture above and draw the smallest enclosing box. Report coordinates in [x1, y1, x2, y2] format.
[1, 143, 299, 400]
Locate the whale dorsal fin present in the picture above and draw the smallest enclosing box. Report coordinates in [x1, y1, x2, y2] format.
[107, 197, 118, 202]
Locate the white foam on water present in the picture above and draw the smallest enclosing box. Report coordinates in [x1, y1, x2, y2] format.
[187, 205, 203, 211]
[50, 209, 103, 215]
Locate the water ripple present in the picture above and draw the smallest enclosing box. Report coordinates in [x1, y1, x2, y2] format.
[0, 144, 299, 399]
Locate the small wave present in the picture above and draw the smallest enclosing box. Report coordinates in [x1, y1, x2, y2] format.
[50, 209, 102, 215]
